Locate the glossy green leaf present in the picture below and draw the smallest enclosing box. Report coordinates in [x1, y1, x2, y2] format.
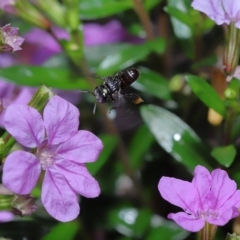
[41, 221, 80, 240]
[86, 135, 118, 175]
[79, 0, 132, 20]
[211, 145, 236, 168]
[85, 44, 130, 70]
[96, 38, 166, 76]
[108, 207, 151, 238]
[186, 75, 226, 116]
[133, 67, 171, 100]
[140, 104, 212, 171]
[164, 6, 193, 29]
[129, 124, 154, 169]
[0, 65, 90, 90]
[79, 0, 161, 20]
[167, 0, 192, 39]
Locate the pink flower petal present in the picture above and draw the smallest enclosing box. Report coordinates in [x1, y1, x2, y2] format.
[3, 151, 41, 194]
[218, 190, 240, 216]
[57, 130, 103, 163]
[0, 80, 14, 99]
[192, 165, 211, 210]
[41, 170, 80, 222]
[4, 104, 45, 147]
[158, 177, 199, 214]
[191, 0, 231, 25]
[168, 212, 205, 232]
[206, 207, 237, 226]
[211, 169, 237, 209]
[55, 159, 100, 198]
[43, 96, 79, 145]
[0, 211, 14, 222]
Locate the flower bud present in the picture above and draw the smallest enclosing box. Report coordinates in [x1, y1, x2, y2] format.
[223, 23, 240, 75]
[12, 195, 37, 216]
[226, 233, 240, 240]
[0, 24, 24, 52]
[28, 85, 54, 112]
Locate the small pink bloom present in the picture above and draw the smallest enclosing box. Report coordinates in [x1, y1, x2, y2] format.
[1, 24, 24, 52]
[3, 96, 103, 222]
[158, 165, 240, 232]
[191, 0, 240, 28]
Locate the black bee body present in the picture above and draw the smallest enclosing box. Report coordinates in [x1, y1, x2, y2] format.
[94, 76, 121, 103]
[85, 68, 143, 114]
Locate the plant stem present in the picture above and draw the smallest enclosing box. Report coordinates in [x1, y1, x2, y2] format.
[132, 0, 154, 40]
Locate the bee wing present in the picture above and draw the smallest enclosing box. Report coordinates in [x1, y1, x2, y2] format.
[107, 92, 142, 131]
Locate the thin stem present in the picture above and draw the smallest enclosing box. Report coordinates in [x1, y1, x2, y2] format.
[132, 0, 154, 40]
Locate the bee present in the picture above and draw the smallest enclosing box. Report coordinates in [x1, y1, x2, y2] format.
[84, 68, 144, 114]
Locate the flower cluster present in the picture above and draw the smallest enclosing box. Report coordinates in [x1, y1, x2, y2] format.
[2, 96, 103, 222]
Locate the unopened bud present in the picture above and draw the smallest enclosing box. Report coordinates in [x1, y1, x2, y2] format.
[223, 23, 240, 75]
[0, 24, 24, 52]
[12, 195, 37, 216]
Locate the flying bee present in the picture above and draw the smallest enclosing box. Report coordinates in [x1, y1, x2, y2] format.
[83, 68, 144, 114]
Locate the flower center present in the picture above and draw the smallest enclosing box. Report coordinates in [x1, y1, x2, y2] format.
[196, 209, 218, 220]
[37, 148, 56, 170]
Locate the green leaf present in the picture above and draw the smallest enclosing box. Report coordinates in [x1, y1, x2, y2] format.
[186, 75, 226, 116]
[211, 145, 236, 168]
[164, 6, 193, 29]
[129, 124, 154, 169]
[86, 135, 118, 175]
[191, 55, 217, 69]
[41, 221, 80, 240]
[108, 207, 151, 238]
[0, 65, 90, 90]
[166, 0, 192, 39]
[140, 104, 212, 171]
[145, 0, 164, 10]
[133, 67, 171, 100]
[79, 0, 132, 20]
[146, 224, 188, 240]
[85, 44, 130, 71]
[96, 38, 166, 76]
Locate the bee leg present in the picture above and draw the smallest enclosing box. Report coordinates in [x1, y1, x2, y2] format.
[93, 102, 98, 114]
[78, 90, 96, 97]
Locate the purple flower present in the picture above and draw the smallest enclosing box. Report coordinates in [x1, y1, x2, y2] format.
[0, 79, 34, 128]
[0, 0, 16, 13]
[2, 96, 103, 222]
[1, 24, 24, 52]
[0, 211, 14, 222]
[158, 165, 240, 232]
[23, 20, 142, 65]
[83, 20, 143, 46]
[191, 0, 240, 28]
